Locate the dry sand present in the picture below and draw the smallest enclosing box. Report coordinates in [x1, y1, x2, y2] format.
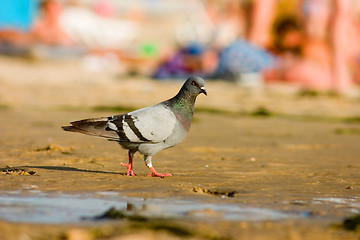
[0, 57, 360, 239]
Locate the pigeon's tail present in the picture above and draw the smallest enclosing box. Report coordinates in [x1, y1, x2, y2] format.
[62, 117, 119, 141]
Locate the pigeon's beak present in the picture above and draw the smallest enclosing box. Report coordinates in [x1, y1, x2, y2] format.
[200, 87, 207, 96]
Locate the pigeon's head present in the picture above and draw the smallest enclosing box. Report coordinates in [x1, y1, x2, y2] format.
[185, 76, 207, 96]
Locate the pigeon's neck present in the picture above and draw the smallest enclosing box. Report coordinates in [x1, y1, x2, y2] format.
[174, 88, 197, 108]
[165, 88, 197, 131]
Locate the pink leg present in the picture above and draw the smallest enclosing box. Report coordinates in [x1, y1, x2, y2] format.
[121, 151, 136, 176]
[144, 155, 172, 177]
[147, 166, 172, 178]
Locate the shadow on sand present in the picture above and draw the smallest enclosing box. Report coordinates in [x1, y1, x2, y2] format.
[20, 165, 124, 175]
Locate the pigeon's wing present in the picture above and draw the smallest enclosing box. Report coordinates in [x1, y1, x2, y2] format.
[107, 104, 177, 143]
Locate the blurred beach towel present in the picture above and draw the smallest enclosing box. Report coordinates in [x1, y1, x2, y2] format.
[213, 39, 276, 81]
[0, 0, 38, 31]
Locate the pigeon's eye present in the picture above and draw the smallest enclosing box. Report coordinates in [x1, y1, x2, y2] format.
[191, 81, 196, 86]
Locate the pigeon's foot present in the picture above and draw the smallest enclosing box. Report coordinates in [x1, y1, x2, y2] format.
[147, 167, 172, 178]
[121, 162, 136, 176]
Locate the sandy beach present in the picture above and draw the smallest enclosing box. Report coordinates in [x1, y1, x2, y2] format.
[0, 57, 360, 239]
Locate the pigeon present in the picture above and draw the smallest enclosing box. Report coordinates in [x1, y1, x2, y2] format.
[62, 76, 207, 177]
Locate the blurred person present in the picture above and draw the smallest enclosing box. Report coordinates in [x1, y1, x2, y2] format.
[154, 0, 216, 79]
[59, 1, 138, 50]
[296, 0, 355, 92]
[266, 0, 358, 93]
[248, 0, 276, 48]
[0, 0, 76, 57]
[351, 0, 360, 85]
[208, 0, 277, 83]
[210, 0, 247, 48]
[32, 0, 73, 46]
[272, 16, 303, 56]
[153, 0, 249, 79]
[287, 0, 335, 90]
[330, 0, 353, 91]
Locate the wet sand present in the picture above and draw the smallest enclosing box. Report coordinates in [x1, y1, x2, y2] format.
[0, 57, 360, 239]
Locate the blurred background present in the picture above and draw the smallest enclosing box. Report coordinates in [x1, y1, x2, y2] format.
[2, 2, 360, 239]
[1, 0, 360, 110]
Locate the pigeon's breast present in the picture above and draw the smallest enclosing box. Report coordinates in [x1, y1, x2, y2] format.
[174, 111, 192, 132]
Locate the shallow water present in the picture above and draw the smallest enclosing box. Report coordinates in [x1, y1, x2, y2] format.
[0, 191, 307, 224]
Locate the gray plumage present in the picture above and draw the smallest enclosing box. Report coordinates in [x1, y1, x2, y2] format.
[62, 76, 207, 177]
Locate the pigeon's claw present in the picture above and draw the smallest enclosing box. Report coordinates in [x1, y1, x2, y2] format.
[147, 167, 172, 178]
[121, 162, 136, 176]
